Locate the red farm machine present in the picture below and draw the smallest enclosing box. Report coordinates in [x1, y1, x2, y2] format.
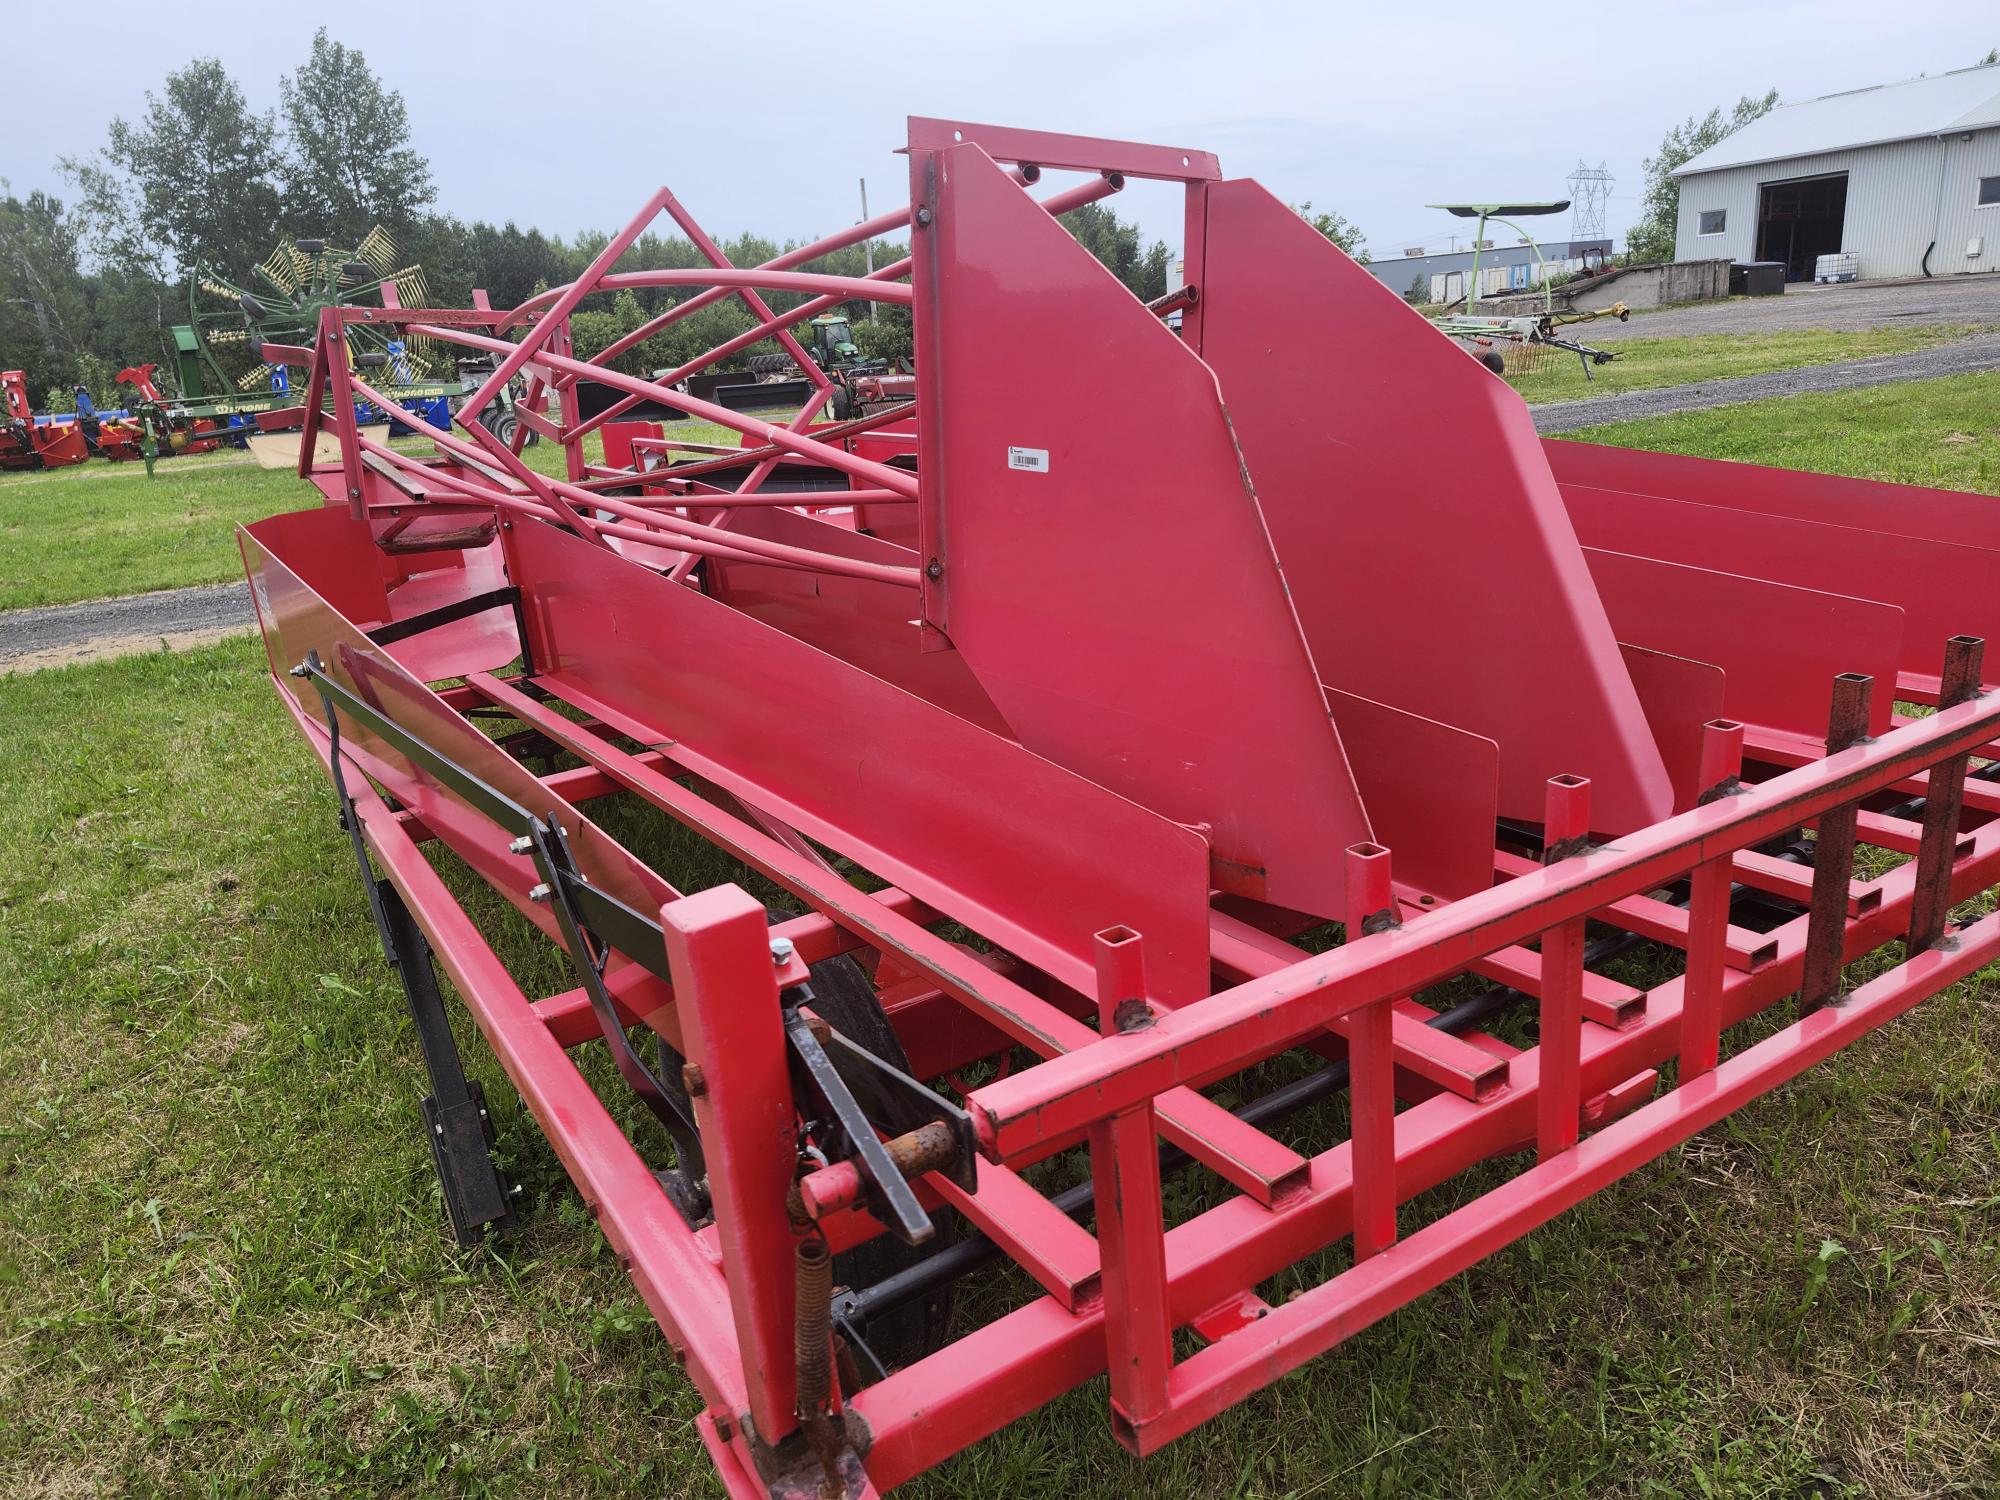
[239, 119, 2000, 1498]
[0, 369, 88, 470]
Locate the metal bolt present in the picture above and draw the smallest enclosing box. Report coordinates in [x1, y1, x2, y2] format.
[925, 558, 943, 580]
[287, 663, 309, 678]
[770, 935, 796, 965]
[508, 835, 533, 854]
[528, 882, 552, 903]
[682, 1063, 708, 1098]
[914, 205, 934, 227]
[346, 488, 361, 501]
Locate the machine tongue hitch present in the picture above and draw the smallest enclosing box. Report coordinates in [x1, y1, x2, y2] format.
[239, 118, 2000, 1495]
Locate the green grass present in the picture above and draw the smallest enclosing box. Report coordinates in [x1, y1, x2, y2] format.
[3, 379, 1999, 1496]
[0, 414, 774, 612]
[1566, 371, 2000, 493]
[0, 457, 308, 611]
[1504, 324, 1975, 404]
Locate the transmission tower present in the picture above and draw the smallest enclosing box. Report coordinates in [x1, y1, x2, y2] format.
[1566, 160, 1613, 247]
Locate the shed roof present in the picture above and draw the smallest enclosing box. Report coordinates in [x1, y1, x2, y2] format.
[1672, 63, 2000, 177]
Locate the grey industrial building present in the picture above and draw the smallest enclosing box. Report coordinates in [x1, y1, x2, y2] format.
[1360, 238, 1613, 303]
[1672, 62, 2000, 281]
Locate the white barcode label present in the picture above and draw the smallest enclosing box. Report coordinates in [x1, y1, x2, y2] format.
[1006, 446, 1050, 473]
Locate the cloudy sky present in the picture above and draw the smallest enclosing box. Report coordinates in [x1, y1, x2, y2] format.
[6, 1, 1995, 263]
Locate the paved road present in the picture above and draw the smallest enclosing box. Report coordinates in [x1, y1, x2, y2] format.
[1531, 332, 2000, 434]
[0, 581, 254, 674]
[1581, 275, 2000, 341]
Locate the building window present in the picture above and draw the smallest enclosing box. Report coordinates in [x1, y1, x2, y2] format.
[1980, 176, 2000, 207]
[1698, 209, 1727, 235]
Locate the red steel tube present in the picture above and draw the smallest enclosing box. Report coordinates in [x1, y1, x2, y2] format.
[967, 692, 2000, 1158]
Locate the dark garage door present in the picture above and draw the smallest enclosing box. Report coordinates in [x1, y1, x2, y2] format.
[1756, 172, 1848, 281]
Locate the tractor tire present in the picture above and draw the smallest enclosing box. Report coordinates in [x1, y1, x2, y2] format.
[748, 353, 793, 378]
[491, 411, 521, 449]
[829, 384, 855, 422]
[1478, 350, 1507, 375]
[653, 908, 956, 1374]
[770, 911, 956, 1373]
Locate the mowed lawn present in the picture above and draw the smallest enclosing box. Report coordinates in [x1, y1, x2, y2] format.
[0, 417, 745, 612]
[2, 377, 1998, 1497]
[1502, 323, 1977, 403]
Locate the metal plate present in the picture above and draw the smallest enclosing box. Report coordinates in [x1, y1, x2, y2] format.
[911, 144, 1372, 916]
[1194, 178, 1673, 835]
[508, 515, 1214, 1004]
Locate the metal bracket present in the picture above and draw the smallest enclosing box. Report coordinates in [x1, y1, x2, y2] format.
[306, 652, 517, 1244]
[527, 815, 710, 1217]
[783, 992, 975, 1246]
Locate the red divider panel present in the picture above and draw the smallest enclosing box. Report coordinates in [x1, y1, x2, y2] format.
[509, 516, 1214, 1004]
[1586, 547, 1903, 740]
[1194, 179, 1672, 835]
[910, 143, 1371, 917]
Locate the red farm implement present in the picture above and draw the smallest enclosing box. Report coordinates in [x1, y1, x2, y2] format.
[239, 119, 2000, 1497]
[0, 369, 87, 470]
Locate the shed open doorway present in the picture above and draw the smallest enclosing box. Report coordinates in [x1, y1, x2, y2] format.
[1756, 172, 1848, 280]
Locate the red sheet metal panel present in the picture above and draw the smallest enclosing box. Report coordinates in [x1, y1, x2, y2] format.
[1545, 438, 2000, 549]
[507, 515, 1214, 1004]
[1322, 688, 1498, 901]
[1194, 179, 1672, 835]
[1562, 484, 1998, 687]
[707, 507, 1011, 734]
[239, 512, 677, 983]
[1586, 547, 1903, 740]
[910, 143, 1370, 916]
[1616, 644, 1726, 813]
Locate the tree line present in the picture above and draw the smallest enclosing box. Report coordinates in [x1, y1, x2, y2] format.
[1, 31, 1207, 411]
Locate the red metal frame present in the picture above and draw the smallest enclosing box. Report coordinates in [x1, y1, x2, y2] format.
[237, 119, 2000, 1497]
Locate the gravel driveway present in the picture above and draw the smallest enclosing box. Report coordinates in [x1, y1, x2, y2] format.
[1532, 332, 2000, 434]
[0, 581, 254, 674]
[1580, 274, 2000, 341]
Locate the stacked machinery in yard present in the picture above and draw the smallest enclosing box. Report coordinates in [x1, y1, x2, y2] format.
[0, 369, 87, 470]
[241, 120, 2000, 1498]
[118, 227, 467, 455]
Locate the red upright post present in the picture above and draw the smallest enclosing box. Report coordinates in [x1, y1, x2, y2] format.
[1681, 720, 1745, 1080]
[1088, 926, 1174, 1447]
[660, 886, 801, 1449]
[1344, 842, 1400, 1260]
[1537, 775, 1592, 1160]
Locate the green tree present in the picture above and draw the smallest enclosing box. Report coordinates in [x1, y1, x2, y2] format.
[1626, 89, 1779, 264]
[279, 29, 435, 243]
[0, 188, 93, 400]
[1058, 203, 1172, 300]
[60, 57, 283, 280]
[1291, 201, 1369, 261]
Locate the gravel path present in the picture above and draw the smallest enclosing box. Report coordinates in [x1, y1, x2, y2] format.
[1579, 275, 2000, 341]
[0, 581, 254, 674]
[1531, 334, 2000, 434]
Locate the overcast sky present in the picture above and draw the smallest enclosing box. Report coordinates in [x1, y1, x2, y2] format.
[6, 2, 1995, 265]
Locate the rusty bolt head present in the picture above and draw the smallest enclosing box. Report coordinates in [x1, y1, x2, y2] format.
[925, 558, 943, 580]
[915, 205, 934, 227]
[682, 1062, 708, 1098]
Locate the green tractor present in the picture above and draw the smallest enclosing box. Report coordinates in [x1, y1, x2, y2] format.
[746, 314, 915, 421]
